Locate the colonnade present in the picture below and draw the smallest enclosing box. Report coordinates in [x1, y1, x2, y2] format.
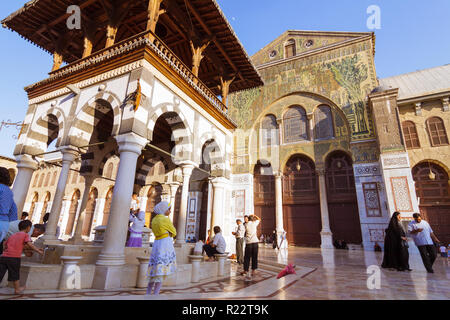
[12, 132, 229, 288]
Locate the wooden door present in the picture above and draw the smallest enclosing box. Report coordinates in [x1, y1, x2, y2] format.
[254, 162, 276, 238]
[283, 156, 321, 246]
[326, 152, 362, 244]
[413, 162, 450, 244]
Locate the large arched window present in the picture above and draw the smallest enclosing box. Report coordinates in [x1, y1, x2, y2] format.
[402, 121, 420, 149]
[283, 106, 309, 143]
[285, 39, 296, 58]
[261, 114, 279, 147]
[426, 117, 449, 146]
[314, 105, 334, 140]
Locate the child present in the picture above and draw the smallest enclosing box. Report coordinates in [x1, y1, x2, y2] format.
[126, 211, 146, 247]
[0, 220, 44, 294]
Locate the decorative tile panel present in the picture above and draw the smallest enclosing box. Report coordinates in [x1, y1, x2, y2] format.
[362, 182, 382, 217]
[390, 177, 413, 212]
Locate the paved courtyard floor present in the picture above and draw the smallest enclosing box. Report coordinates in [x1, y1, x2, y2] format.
[0, 246, 448, 300]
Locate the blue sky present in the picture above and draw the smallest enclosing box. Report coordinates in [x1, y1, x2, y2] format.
[0, 0, 449, 158]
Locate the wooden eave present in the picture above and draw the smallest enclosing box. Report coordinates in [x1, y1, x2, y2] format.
[24, 35, 237, 130]
[2, 0, 263, 95]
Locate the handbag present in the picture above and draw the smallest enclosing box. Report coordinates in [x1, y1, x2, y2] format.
[401, 239, 409, 248]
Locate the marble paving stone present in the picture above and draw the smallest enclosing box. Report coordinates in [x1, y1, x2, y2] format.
[0, 247, 448, 300]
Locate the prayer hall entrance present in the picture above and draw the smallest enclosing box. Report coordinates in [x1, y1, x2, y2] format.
[282, 155, 321, 247]
[253, 161, 276, 238]
[326, 151, 362, 244]
[413, 161, 450, 244]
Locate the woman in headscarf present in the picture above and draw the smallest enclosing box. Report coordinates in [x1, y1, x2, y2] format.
[126, 210, 146, 247]
[381, 212, 411, 271]
[0, 167, 17, 243]
[146, 201, 177, 295]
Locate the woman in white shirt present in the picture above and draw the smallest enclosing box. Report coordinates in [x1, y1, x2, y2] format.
[243, 215, 260, 280]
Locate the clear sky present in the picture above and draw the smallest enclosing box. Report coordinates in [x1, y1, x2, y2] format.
[0, 0, 449, 158]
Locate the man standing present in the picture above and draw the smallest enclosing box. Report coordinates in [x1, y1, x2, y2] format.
[408, 213, 441, 273]
[243, 215, 261, 281]
[232, 219, 245, 265]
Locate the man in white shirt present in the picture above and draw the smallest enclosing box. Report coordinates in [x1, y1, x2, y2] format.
[203, 226, 226, 261]
[408, 213, 441, 273]
[232, 219, 245, 264]
[243, 215, 260, 280]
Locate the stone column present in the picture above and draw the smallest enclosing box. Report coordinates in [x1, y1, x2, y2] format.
[168, 182, 180, 222]
[188, 255, 203, 283]
[93, 133, 147, 289]
[274, 172, 285, 240]
[70, 176, 95, 244]
[176, 162, 195, 244]
[317, 169, 334, 249]
[42, 147, 78, 241]
[12, 154, 38, 218]
[210, 177, 227, 233]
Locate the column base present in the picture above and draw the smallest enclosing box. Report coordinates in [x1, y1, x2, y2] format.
[92, 265, 124, 290]
[320, 231, 334, 249]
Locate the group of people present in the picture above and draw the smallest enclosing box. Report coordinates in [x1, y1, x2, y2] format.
[0, 167, 47, 294]
[230, 215, 261, 281]
[382, 212, 442, 273]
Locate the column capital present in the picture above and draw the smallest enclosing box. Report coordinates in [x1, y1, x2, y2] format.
[179, 160, 197, 177]
[168, 182, 180, 193]
[115, 132, 148, 155]
[15, 154, 38, 170]
[274, 171, 283, 179]
[211, 176, 228, 189]
[316, 168, 326, 176]
[83, 175, 95, 184]
[59, 146, 79, 162]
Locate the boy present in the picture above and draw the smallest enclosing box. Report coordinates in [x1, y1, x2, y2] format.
[0, 220, 44, 294]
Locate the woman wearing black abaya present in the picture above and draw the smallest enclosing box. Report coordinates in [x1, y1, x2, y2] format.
[381, 212, 411, 271]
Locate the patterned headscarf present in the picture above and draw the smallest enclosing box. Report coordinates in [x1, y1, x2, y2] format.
[154, 201, 171, 215]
